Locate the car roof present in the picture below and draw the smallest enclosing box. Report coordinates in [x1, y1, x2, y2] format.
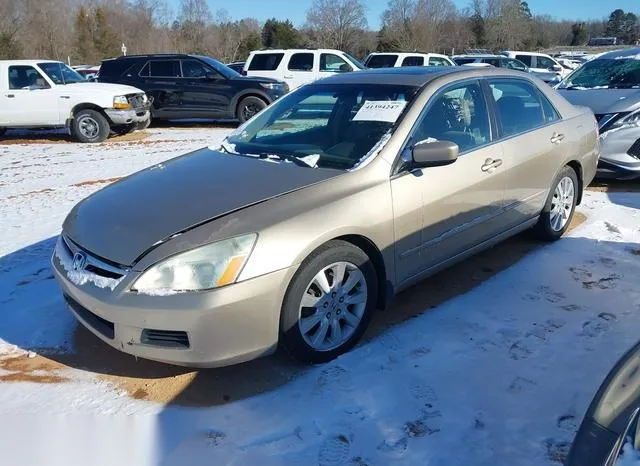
[368, 52, 445, 56]
[597, 47, 640, 60]
[317, 66, 521, 86]
[1, 59, 62, 65]
[250, 49, 345, 54]
[454, 55, 504, 59]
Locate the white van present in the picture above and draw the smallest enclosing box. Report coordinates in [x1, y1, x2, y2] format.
[243, 49, 364, 90]
[501, 51, 570, 81]
[364, 52, 456, 68]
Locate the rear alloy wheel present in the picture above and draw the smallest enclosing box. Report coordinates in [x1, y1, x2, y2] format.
[534, 166, 578, 240]
[72, 109, 110, 143]
[236, 96, 267, 123]
[280, 241, 378, 364]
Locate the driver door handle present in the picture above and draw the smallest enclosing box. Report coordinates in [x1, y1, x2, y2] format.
[481, 158, 503, 172]
[5, 94, 15, 98]
[550, 132, 565, 144]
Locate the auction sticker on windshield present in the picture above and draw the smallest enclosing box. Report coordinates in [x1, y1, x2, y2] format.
[353, 100, 407, 123]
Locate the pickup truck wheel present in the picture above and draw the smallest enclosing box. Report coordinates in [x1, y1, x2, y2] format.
[72, 109, 110, 143]
[237, 96, 267, 123]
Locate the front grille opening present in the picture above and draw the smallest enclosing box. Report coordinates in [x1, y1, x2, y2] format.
[64, 294, 114, 339]
[84, 264, 123, 280]
[628, 138, 640, 158]
[141, 329, 190, 349]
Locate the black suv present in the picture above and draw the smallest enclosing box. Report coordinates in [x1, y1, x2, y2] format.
[98, 54, 289, 123]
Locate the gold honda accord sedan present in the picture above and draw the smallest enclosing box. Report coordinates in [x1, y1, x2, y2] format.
[52, 67, 599, 367]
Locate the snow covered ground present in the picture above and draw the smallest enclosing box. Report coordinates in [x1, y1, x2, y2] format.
[1, 128, 640, 465]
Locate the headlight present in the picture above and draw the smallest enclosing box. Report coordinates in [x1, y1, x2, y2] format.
[259, 82, 282, 90]
[132, 234, 257, 293]
[113, 95, 131, 110]
[610, 109, 640, 130]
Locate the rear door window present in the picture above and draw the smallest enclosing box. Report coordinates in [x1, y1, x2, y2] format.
[365, 55, 398, 68]
[248, 53, 284, 71]
[288, 53, 314, 71]
[515, 55, 532, 67]
[536, 56, 556, 71]
[505, 58, 527, 71]
[140, 60, 181, 78]
[401, 56, 424, 67]
[488, 79, 548, 137]
[181, 59, 212, 78]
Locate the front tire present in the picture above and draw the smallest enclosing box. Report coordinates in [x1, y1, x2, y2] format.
[72, 109, 110, 143]
[534, 166, 579, 241]
[236, 96, 267, 123]
[280, 240, 378, 364]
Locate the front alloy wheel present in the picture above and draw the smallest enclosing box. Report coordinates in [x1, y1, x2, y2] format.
[534, 165, 578, 241]
[298, 262, 368, 352]
[280, 240, 378, 364]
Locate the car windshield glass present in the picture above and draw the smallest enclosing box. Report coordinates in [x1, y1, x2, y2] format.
[196, 55, 240, 79]
[38, 62, 85, 84]
[224, 83, 419, 170]
[343, 53, 365, 69]
[559, 57, 640, 89]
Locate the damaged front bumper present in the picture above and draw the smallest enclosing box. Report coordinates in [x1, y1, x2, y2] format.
[104, 98, 153, 126]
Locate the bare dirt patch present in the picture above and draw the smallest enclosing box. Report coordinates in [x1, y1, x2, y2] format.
[0, 130, 151, 145]
[72, 177, 122, 187]
[0, 354, 69, 384]
[6, 188, 55, 200]
[587, 181, 640, 193]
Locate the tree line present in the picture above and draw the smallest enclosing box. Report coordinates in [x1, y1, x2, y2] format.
[0, 0, 638, 65]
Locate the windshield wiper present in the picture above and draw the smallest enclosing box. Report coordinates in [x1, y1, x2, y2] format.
[218, 140, 316, 168]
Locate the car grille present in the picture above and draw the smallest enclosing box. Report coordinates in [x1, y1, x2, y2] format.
[64, 294, 115, 339]
[141, 329, 190, 349]
[628, 138, 640, 159]
[62, 235, 126, 280]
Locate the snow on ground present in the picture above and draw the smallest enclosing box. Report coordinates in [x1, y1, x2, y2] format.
[1, 129, 640, 465]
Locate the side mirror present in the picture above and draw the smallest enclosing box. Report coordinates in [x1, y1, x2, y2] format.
[411, 140, 459, 168]
[206, 72, 221, 80]
[552, 64, 563, 72]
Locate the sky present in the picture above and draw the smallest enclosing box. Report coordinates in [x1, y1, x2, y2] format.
[170, 0, 640, 29]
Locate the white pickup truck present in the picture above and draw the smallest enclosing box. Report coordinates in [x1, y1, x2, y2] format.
[0, 60, 151, 143]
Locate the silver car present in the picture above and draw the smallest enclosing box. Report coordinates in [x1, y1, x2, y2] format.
[52, 67, 599, 367]
[557, 48, 640, 180]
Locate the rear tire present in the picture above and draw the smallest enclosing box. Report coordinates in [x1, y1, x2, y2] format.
[533, 166, 579, 241]
[279, 240, 378, 364]
[236, 96, 267, 123]
[72, 109, 110, 143]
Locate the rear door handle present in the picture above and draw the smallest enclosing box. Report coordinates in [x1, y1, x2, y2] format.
[60, 96, 70, 99]
[481, 158, 503, 172]
[6, 94, 15, 98]
[550, 132, 565, 144]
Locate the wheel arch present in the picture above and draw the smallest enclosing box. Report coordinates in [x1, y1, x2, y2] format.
[232, 91, 271, 116]
[67, 103, 111, 127]
[565, 160, 584, 205]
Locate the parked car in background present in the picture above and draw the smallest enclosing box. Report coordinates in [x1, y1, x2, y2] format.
[72, 65, 100, 80]
[0, 59, 150, 143]
[452, 54, 528, 72]
[363, 52, 456, 68]
[99, 54, 289, 123]
[557, 48, 640, 180]
[555, 57, 581, 71]
[226, 61, 245, 74]
[52, 66, 598, 368]
[501, 51, 569, 83]
[243, 48, 364, 90]
[565, 340, 640, 465]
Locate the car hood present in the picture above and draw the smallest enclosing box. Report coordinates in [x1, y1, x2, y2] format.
[558, 88, 640, 114]
[62, 82, 145, 95]
[232, 76, 284, 85]
[63, 148, 342, 266]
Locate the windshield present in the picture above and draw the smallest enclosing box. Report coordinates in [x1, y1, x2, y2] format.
[343, 53, 366, 70]
[196, 55, 240, 79]
[224, 83, 419, 170]
[559, 57, 640, 89]
[37, 62, 85, 84]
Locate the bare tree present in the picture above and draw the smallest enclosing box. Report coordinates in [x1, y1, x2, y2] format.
[305, 0, 368, 51]
[380, 0, 457, 52]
